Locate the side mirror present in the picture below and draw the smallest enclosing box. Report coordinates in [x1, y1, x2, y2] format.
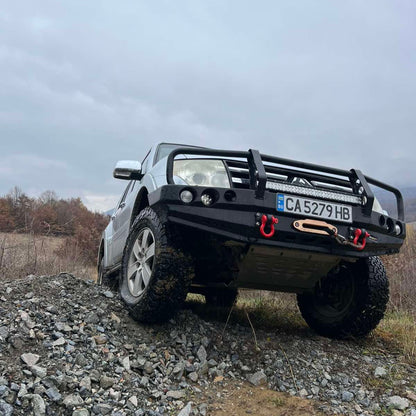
[113, 160, 143, 180]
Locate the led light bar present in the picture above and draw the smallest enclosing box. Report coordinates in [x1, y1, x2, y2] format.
[266, 181, 363, 205]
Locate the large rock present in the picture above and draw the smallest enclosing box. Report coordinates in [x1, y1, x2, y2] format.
[45, 387, 61, 402]
[166, 390, 185, 399]
[79, 376, 91, 391]
[197, 345, 207, 363]
[100, 375, 116, 389]
[247, 371, 267, 386]
[0, 400, 13, 416]
[0, 327, 9, 341]
[72, 409, 90, 416]
[341, 391, 354, 402]
[31, 394, 46, 415]
[31, 365, 47, 378]
[178, 402, 192, 416]
[92, 403, 112, 415]
[21, 353, 40, 367]
[374, 366, 387, 378]
[63, 393, 84, 408]
[388, 396, 409, 410]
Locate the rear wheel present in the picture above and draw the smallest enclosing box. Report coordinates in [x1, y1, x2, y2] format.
[97, 253, 118, 290]
[119, 207, 194, 323]
[297, 256, 388, 339]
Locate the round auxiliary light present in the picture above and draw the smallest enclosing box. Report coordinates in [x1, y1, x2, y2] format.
[180, 190, 194, 204]
[394, 223, 402, 236]
[201, 192, 214, 206]
[362, 196, 367, 205]
[358, 186, 365, 195]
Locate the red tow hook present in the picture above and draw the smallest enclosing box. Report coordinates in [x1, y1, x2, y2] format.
[260, 214, 278, 238]
[352, 228, 370, 251]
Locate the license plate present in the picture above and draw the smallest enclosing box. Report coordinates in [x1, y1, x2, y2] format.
[276, 194, 353, 223]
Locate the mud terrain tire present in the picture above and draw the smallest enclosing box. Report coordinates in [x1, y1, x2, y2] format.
[119, 207, 194, 323]
[297, 256, 388, 339]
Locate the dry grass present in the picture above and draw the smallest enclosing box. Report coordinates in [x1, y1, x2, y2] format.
[376, 311, 416, 364]
[187, 290, 306, 335]
[377, 224, 416, 364]
[382, 223, 416, 316]
[0, 232, 96, 281]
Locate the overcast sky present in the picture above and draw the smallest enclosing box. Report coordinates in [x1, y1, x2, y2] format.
[1, 1, 415, 211]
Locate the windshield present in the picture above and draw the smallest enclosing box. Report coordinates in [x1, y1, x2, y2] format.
[155, 143, 203, 164]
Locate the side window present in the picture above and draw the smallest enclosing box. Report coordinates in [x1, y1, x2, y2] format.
[141, 149, 151, 174]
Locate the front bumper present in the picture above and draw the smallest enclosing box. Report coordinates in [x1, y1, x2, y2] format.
[149, 185, 405, 259]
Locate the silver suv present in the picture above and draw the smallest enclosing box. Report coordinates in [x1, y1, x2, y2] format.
[98, 142, 405, 339]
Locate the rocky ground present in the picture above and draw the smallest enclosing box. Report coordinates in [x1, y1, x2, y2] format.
[0, 273, 415, 416]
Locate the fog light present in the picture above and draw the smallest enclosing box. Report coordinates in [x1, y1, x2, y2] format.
[394, 223, 402, 235]
[201, 193, 213, 206]
[180, 190, 194, 204]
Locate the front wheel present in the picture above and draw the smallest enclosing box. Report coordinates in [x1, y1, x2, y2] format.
[119, 207, 194, 323]
[297, 256, 389, 339]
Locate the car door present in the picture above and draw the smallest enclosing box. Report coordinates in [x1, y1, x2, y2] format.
[109, 149, 153, 264]
[110, 181, 134, 264]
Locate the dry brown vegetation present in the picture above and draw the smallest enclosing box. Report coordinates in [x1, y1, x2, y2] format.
[378, 223, 416, 363]
[0, 186, 109, 281]
[382, 223, 416, 316]
[0, 232, 96, 281]
[0, 187, 109, 265]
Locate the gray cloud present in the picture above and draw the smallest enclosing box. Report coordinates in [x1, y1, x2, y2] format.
[1, 1, 415, 210]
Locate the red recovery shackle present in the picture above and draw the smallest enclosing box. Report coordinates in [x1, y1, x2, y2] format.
[260, 215, 278, 238]
[352, 228, 370, 251]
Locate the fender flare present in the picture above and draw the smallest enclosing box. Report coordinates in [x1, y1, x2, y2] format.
[130, 187, 150, 227]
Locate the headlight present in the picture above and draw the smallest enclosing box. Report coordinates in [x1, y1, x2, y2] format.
[173, 159, 230, 188]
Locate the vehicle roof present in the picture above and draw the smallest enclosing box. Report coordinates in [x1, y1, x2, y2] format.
[155, 141, 207, 149]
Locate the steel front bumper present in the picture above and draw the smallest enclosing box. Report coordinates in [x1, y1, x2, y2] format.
[149, 185, 405, 259]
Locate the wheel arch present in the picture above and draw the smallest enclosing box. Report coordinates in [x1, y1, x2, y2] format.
[130, 187, 150, 228]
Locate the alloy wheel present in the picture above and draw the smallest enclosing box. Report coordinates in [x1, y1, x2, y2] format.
[127, 227, 155, 297]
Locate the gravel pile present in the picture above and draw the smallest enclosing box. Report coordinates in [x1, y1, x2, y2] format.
[0, 273, 415, 416]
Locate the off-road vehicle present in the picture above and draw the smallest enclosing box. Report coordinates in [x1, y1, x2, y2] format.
[98, 143, 406, 338]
